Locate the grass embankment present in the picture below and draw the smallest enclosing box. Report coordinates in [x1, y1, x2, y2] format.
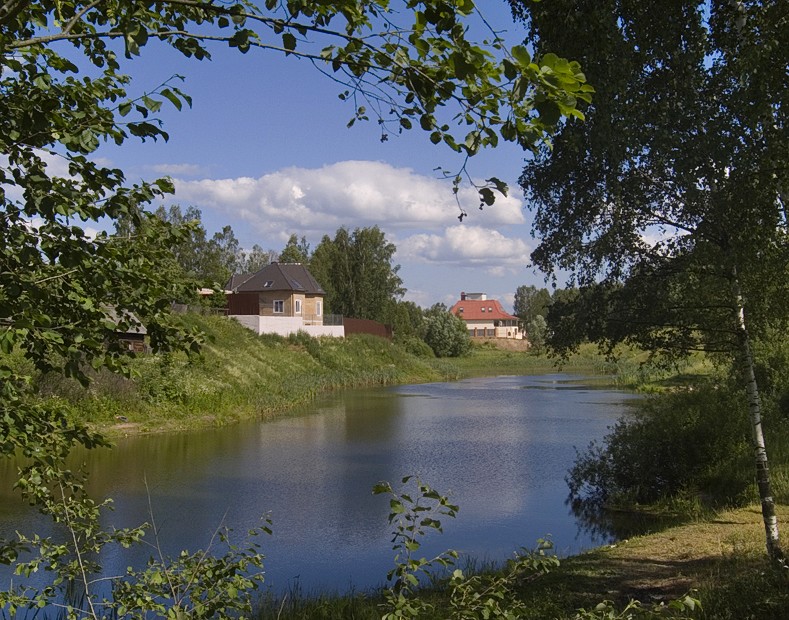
[41, 314, 462, 435]
[451, 339, 713, 389]
[38, 315, 712, 436]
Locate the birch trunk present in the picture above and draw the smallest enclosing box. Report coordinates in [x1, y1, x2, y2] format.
[730, 267, 783, 560]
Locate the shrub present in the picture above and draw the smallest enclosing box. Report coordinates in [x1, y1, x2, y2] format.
[567, 383, 753, 508]
[395, 335, 435, 358]
[422, 311, 471, 358]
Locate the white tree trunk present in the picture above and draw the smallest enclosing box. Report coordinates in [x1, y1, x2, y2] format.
[731, 268, 782, 560]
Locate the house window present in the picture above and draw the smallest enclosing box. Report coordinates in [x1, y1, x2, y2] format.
[481, 307, 486, 312]
[274, 300, 284, 313]
[263, 281, 274, 288]
[488, 307, 492, 312]
[458, 307, 464, 313]
[295, 299, 302, 314]
[316, 301, 322, 316]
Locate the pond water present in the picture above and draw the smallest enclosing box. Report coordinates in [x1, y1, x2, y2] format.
[0, 374, 638, 596]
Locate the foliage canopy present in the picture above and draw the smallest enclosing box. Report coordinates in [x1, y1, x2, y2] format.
[510, 0, 787, 558]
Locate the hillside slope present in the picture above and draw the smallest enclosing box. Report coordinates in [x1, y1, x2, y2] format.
[40, 314, 457, 434]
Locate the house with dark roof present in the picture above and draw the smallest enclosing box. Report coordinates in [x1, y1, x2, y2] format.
[449, 292, 522, 339]
[225, 263, 344, 337]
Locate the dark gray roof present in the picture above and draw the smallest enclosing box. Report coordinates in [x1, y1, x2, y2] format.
[225, 273, 255, 290]
[226, 263, 325, 295]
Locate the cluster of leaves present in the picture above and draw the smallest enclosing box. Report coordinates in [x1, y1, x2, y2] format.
[508, 0, 788, 357]
[573, 596, 701, 620]
[120, 205, 280, 293]
[373, 476, 460, 618]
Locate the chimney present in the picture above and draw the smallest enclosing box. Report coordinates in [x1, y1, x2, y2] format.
[460, 291, 466, 301]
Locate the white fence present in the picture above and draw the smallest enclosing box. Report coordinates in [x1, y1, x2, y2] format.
[229, 315, 345, 338]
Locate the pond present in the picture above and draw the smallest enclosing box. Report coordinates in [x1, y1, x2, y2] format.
[0, 374, 638, 596]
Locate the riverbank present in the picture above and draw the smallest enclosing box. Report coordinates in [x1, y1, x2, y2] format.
[259, 503, 789, 619]
[39, 313, 673, 437]
[40, 314, 452, 436]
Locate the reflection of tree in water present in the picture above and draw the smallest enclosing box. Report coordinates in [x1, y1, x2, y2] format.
[568, 494, 687, 542]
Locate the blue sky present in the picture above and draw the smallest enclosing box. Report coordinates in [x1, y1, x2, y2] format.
[92, 3, 552, 312]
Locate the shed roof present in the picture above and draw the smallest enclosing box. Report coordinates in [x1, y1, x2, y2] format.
[104, 306, 147, 335]
[449, 298, 518, 321]
[226, 263, 325, 295]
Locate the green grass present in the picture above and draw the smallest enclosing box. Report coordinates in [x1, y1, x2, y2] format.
[34, 315, 460, 435]
[254, 505, 789, 619]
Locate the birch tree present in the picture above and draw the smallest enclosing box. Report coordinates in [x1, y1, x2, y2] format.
[510, 0, 788, 559]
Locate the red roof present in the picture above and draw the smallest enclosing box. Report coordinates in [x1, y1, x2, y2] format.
[449, 298, 518, 321]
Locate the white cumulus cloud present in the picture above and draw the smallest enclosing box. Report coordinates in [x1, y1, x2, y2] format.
[171, 160, 525, 238]
[398, 225, 532, 274]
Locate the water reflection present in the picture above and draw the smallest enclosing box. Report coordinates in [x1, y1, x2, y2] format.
[569, 497, 688, 541]
[0, 374, 639, 595]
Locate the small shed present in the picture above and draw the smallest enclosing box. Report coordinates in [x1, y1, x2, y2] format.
[106, 307, 148, 353]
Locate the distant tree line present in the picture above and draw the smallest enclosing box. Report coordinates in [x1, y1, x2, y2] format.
[124, 206, 470, 357]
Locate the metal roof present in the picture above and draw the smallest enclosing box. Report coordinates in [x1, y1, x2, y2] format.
[226, 263, 325, 295]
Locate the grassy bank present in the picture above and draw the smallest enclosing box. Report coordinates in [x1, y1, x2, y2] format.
[256, 504, 789, 619]
[29, 315, 713, 436]
[452, 339, 712, 389]
[36, 314, 461, 435]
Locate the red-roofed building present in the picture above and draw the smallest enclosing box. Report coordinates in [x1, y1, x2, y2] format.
[449, 292, 522, 339]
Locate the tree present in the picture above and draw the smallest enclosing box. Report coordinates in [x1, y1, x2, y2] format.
[388, 300, 426, 339]
[510, 0, 788, 559]
[131, 206, 241, 287]
[239, 243, 277, 273]
[513, 285, 551, 324]
[310, 226, 405, 322]
[210, 224, 242, 282]
[423, 309, 471, 358]
[526, 314, 548, 353]
[279, 234, 311, 264]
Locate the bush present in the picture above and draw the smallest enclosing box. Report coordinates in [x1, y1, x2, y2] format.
[395, 335, 435, 358]
[567, 383, 754, 508]
[422, 311, 471, 358]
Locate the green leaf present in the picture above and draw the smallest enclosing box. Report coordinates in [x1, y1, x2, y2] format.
[159, 89, 182, 111]
[536, 100, 561, 125]
[479, 187, 495, 206]
[511, 45, 531, 66]
[282, 32, 297, 53]
[141, 95, 162, 113]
